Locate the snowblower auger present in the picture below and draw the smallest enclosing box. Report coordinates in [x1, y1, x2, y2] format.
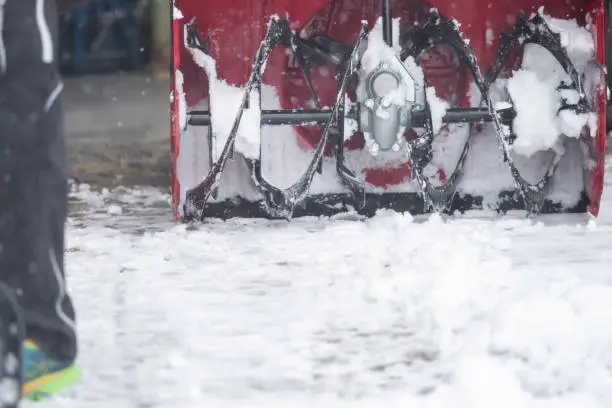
[484, 12, 594, 215]
[184, 16, 370, 219]
[183, 10, 517, 220]
[182, 16, 288, 218]
[397, 10, 504, 213]
[172, 0, 606, 221]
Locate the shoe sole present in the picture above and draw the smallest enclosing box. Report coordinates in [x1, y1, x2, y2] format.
[23, 365, 81, 401]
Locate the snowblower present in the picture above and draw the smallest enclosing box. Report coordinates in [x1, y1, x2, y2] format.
[171, 0, 607, 221]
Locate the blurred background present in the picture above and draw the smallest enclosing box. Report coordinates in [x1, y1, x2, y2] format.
[60, 0, 171, 188]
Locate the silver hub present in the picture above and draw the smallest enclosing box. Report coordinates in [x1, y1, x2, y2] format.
[358, 56, 424, 156]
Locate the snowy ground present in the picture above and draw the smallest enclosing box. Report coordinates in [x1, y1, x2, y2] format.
[27, 163, 612, 408]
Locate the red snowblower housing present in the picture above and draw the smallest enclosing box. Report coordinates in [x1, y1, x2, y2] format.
[171, 0, 607, 221]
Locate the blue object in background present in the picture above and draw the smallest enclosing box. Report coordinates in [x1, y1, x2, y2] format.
[60, 0, 149, 74]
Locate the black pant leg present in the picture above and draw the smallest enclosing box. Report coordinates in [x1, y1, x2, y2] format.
[0, 0, 77, 362]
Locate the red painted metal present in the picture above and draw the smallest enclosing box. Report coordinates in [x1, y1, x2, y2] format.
[171, 7, 182, 221]
[587, 1, 607, 216]
[171, 0, 606, 219]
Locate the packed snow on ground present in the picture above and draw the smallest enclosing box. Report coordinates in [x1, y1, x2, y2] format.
[23, 166, 612, 408]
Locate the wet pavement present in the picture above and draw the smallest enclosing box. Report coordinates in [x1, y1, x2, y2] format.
[64, 71, 171, 187]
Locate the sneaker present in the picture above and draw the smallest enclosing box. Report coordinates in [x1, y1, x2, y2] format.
[22, 339, 81, 401]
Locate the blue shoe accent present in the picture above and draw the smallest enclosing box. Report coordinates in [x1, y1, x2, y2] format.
[22, 339, 80, 401]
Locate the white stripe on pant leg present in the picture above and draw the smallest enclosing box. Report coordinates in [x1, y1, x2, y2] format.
[0, 0, 7, 73]
[49, 248, 77, 335]
[44, 80, 63, 112]
[36, 0, 54, 63]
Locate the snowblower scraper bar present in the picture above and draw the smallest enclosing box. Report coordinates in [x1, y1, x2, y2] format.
[180, 4, 598, 221]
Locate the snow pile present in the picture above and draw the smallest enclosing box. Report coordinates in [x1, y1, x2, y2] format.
[539, 7, 595, 72]
[70, 183, 170, 208]
[489, 290, 611, 397]
[185, 28, 261, 159]
[507, 67, 564, 157]
[69, 182, 171, 222]
[506, 9, 596, 158]
[50, 177, 612, 407]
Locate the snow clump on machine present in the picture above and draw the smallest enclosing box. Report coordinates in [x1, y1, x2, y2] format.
[505, 7, 596, 158]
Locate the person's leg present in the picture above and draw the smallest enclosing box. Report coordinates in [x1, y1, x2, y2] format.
[0, 0, 79, 399]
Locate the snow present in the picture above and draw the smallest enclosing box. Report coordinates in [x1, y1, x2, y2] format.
[507, 68, 563, 157]
[172, 4, 183, 20]
[28, 166, 612, 407]
[107, 204, 123, 216]
[360, 18, 403, 72]
[357, 17, 423, 107]
[185, 36, 261, 160]
[174, 70, 187, 130]
[485, 27, 494, 46]
[506, 41, 593, 157]
[425, 87, 449, 134]
[538, 7, 595, 73]
[504, 9, 599, 158]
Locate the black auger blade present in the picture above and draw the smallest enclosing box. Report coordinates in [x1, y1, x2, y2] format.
[399, 9, 485, 213]
[256, 23, 370, 219]
[183, 14, 363, 220]
[183, 16, 288, 219]
[334, 60, 366, 210]
[289, 29, 355, 68]
[185, 18, 210, 55]
[289, 34, 321, 109]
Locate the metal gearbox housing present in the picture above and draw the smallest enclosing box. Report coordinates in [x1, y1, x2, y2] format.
[359, 56, 425, 155]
